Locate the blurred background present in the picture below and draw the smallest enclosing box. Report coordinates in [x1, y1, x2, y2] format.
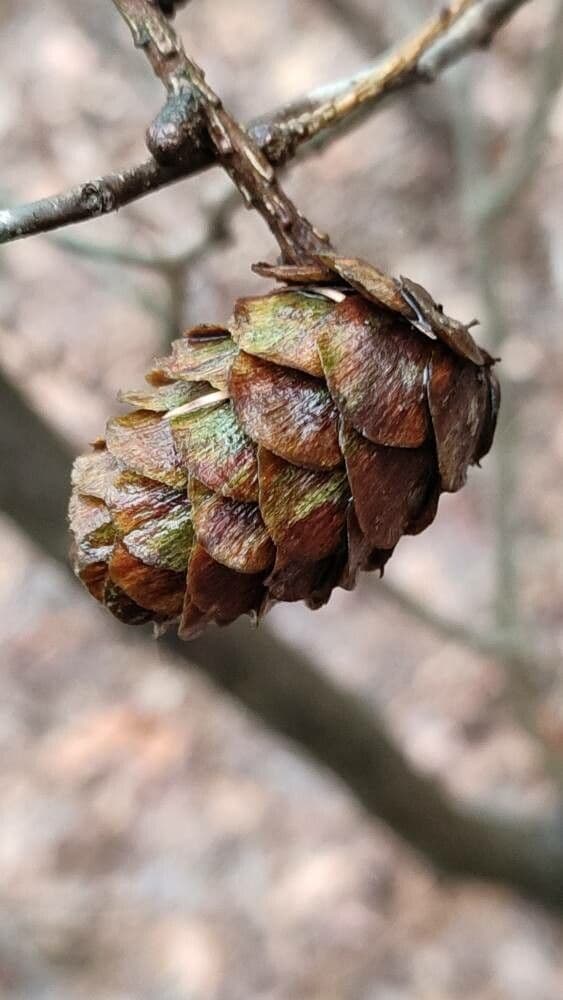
[1, 0, 563, 997]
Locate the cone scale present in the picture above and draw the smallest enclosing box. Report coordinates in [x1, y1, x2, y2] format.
[69, 254, 499, 639]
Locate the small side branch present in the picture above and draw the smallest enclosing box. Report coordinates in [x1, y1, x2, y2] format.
[473, 0, 563, 222]
[49, 187, 239, 272]
[0, 160, 180, 244]
[111, 0, 192, 91]
[444, 2, 563, 792]
[273, 0, 477, 148]
[419, 0, 532, 77]
[48, 187, 240, 341]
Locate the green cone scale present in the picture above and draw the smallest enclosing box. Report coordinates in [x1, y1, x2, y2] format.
[69, 254, 499, 639]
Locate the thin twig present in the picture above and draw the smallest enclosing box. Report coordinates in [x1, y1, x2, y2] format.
[473, 0, 563, 222]
[112, 0, 330, 263]
[275, 0, 476, 148]
[446, 3, 563, 789]
[329, 0, 563, 786]
[419, 0, 532, 77]
[378, 578, 557, 692]
[4, 0, 563, 915]
[48, 188, 238, 343]
[49, 188, 239, 272]
[111, 0, 193, 91]
[0, 0, 530, 246]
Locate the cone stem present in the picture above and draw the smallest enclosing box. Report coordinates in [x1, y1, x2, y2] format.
[111, 0, 331, 264]
[181, 58, 332, 264]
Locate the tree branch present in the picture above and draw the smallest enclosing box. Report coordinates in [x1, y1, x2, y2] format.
[111, 0, 331, 262]
[48, 187, 239, 272]
[268, 0, 477, 148]
[1, 365, 563, 913]
[378, 578, 557, 693]
[169, 623, 563, 913]
[328, 0, 563, 790]
[473, 0, 563, 222]
[110, 0, 194, 91]
[444, 2, 563, 791]
[419, 0, 532, 76]
[53, 188, 239, 342]
[0, 0, 530, 246]
[0, 183, 239, 342]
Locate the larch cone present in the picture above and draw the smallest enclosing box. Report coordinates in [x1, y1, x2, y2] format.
[69, 254, 500, 639]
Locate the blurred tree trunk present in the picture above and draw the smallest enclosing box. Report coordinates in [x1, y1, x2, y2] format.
[1, 372, 563, 913]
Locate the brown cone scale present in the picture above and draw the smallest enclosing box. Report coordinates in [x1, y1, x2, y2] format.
[69, 255, 500, 639]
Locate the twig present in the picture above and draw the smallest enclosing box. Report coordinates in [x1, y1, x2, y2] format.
[308, 0, 531, 154]
[49, 188, 239, 272]
[50, 187, 238, 342]
[110, 0, 194, 91]
[274, 0, 476, 149]
[419, 0, 532, 77]
[112, 0, 330, 263]
[18, 186, 236, 342]
[325, 0, 531, 60]
[0, 0, 529, 246]
[378, 578, 557, 692]
[0, 159, 179, 245]
[3, 0, 563, 914]
[473, 0, 563, 222]
[327, 0, 563, 785]
[446, 4, 563, 789]
[381, 571, 563, 788]
[1, 366, 563, 912]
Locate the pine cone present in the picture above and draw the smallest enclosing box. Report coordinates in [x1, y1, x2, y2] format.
[69, 254, 499, 639]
